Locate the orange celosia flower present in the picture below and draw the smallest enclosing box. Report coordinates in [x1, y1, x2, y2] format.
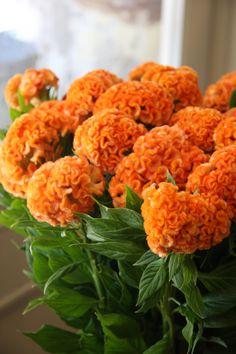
[4, 69, 58, 109]
[109, 153, 151, 208]
[169, 107, 224, 152]
[66, 70, 122, 116]
[214, 115, 236, 149]
[141, 183, 232, 257]
[128, 61, 161, 81]
[109, 125, 208, 207]
[187, 145, 236, 217]
[141, 65, 202, 111]
[0, 103, 80, 198]
[224, 107, 236, 118]
[93, 81, 174, 126]
[203, 80, 234, 112]
[74, 109, 147, 174]
[27, 155, 105, 226]
[133, 125, 208, 188]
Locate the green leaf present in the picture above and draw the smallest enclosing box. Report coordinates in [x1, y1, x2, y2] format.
[185, 285, 204, 319]
[32, 252, 52, 285]
[0, 128, 7, 140]
[125, 186, 143, 212]
[44, 262, 81, 294]
[204, 306, 236, 328]
[203, 336, 227, 348]
[46, 288, 98, 318]
[198, 260, 236, 293]
[80, 241, 144, 262]
[17, 91, 34, 113]
[98, 204, 144, 230]
[118, 261, 142, 288]
[182, 318, 194, 351]
[134, 250, 159, 267]
[97, 313, 146, 354]
[9, 107, 22, 121]
[24, 324, 81, 353]
[23, 297, 45, 315]
[0, 184, 15, 207]
[168, 253, 186, 280]
[230, 89, 236, 108]
[137, 259, 167, 305]
[143, 334, 170, 354]
[166, 169, 177, 186]
[80, 214, 146, 243]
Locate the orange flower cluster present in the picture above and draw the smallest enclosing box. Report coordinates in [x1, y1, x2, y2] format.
[203, 71, 236, 112]
[73, 109, 147, 174]
[187, 145, 236, 217]
[4, 69, 58, 109]
[109, 125, 208, 207]
[66, 70, 122, 116]
[169, 107, 224, 152]
[27, 156, 105, 226]
[141, 183, 232, 257]
[0, 102, 81, 197]
[131, 64, 202, 111]
[214, 115, 236, 149]
[128, 61, 161, 81]
[93, 81, 174, 126]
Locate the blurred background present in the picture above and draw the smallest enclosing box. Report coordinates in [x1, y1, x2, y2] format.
[0, 0, 236, 353]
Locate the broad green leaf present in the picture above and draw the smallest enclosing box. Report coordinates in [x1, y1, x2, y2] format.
[168, 253, 186, 280]
[44, 262, 81, 293]
[32, 252, 52, 285]
[185, 285, 204, 319]
[46, 288, 98, 318]
[143, 334, 170, 354]
[137, 259, 167, 305]
[182, 318, 194, 351]
[80, 241, 144, 262]
[125, 186, 143, 213]
[203, 292, 236, 317]
[230, 89, 236, 108]
[204, 307, 236, 328]
[97, 313, 146, 354]
[24, 324, 81, 353]
[9, 107, 22, 121]
[98, 204, 144, 230]
[118, 261, 142, 288]
[134, 250, 159, 267]
[199, 260, 236, 293]
[80, 214, 146, 243]
[0, 184, 15, 207]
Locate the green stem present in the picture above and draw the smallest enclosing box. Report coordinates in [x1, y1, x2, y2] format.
[160, 280, 175, 354]
[86, 248, 105, 309]
[78, 229, 105, 309]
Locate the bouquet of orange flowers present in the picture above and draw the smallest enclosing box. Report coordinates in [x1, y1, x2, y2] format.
[1, 64, 236, 354]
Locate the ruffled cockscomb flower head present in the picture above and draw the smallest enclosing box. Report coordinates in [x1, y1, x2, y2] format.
[27, 156, 105, 226]
[93, 81, 174, 126]
[4, 68, 58, 110]
[0, 103, 80, 198]
[133, 125, 208, 189]
[128, 61, 160, 81]
[187, 145, 236, 217]
[141, 65, 202, 111]
[214, 114, 236, 149]
[66, 70, 122, 116]
[109, 153, 150, 208]
[74, 109, 147, 174]
[169, 106, 224, 152]
[203, 80, 234, 112]
[224, 107, 236, 118]
[141, 183, 232, 257]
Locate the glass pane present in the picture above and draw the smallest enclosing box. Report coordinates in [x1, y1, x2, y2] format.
[0, 0, 162, 128]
